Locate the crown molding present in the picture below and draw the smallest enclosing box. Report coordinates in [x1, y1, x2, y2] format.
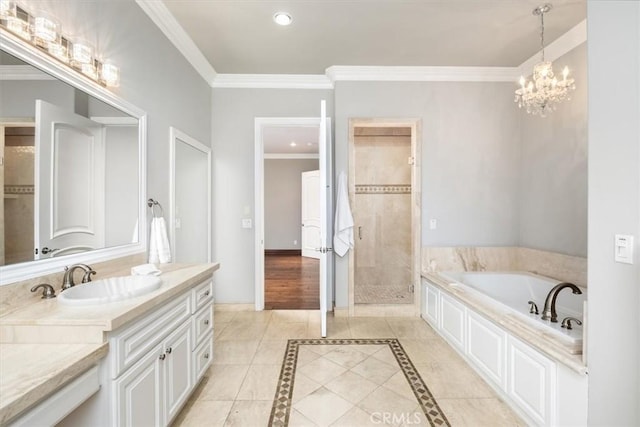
[264, 153, 319, 159]
[212, 74, 333, 89]
[518, 19, 587, 75]
[136, 0, 216, 84]
[0, 64, 55, 80]
[326, 66, 520, 82]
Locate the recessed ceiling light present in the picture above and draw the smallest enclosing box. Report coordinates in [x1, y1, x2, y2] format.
[290, 141, 297, 147]
[274, 12, 292, 26]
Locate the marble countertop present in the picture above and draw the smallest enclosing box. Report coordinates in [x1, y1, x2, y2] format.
[0, 262, 219, 424]
[421, 271, 587, 375]
[0, 342, 108, 425]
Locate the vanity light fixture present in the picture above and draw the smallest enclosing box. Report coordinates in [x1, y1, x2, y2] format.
[0, 1, 120, 88]
[273, 12, 292, 26]
[514, 3, 575, 117]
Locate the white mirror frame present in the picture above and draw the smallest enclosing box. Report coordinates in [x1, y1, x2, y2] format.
[0, 29, 147, 285]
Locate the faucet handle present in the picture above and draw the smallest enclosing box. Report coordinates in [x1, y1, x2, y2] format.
[31, 284, 56, 299]
[82, 270, 97, 283]
[527, 300, 539, 315]
[561, 317, 583, 330]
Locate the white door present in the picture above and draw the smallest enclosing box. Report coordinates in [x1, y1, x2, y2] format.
[35, 100, 105, 259]
[318, 100, 333, 338]
[301, 170, 320, 259]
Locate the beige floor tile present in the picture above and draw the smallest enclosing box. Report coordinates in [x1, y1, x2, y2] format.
[398, 338, 463, 365]
[199, 364, 250, 401]
[331, 406, 393, 426]
[350, 356, 400, 385]
[233, 310, 273, 323]
[414, 360, 495, 399]
[289, 408, 320, 427]
[236, 364, 281, 400]
[294, 387, 354, 426]
[323, 346, 370, 368]
[223, 400, 273, 427]
[213, 339, 260, 364]
[263, 322, 308, 339]
[436, 398, 526, 427]
[174, 400, 233, 427]
[324, 371, 379, 404]
[381, 371, 416, 402]
[370, 346, 399, 366]
[386, 318, 438, 339]
[325, 319, 352, 339]
[271, 310, 314, 323]
[349, 318, 395, 338]
[353, 344, 388, 355]
[297, 346, 323, 367]
[214, 322, 229, 339]
[306, 343, 340, 355]
[216, 321, 268, 341]
[298, 356, 348, 385]
[357, 388, 422, 426]
[214, 311, 237, 323]
[252, 339, 288, 364]
[292, 373, 323, 403]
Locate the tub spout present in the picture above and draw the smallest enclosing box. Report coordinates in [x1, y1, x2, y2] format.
[541, 282, 582, 323]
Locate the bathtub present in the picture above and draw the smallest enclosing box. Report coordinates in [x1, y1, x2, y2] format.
[438, 271, 587, 346]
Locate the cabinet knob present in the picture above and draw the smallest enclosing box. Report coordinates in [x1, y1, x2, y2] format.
[159, 353, 166, 361]
[204, 353, 210, 359]
[166, 347, 172, 354]
[204, 319, 210, 326]
[203, 290, 211, 297]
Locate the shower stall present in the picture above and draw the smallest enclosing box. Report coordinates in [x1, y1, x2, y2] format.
[348, 120, 421, 312]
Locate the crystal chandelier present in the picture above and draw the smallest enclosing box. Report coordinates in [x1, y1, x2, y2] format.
[514, 4, 575, 117]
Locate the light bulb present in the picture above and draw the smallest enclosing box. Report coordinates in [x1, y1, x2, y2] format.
[273, 12, 292, 26]
[100, 63, 119, 87]
[71, 41, 93, 66]
[519, 76, 526, 88]
[562, 66, 569, 80]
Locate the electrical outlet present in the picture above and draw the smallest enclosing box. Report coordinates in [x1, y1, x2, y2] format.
[429, 219, 437, 230]
[293, 240, 298, 246]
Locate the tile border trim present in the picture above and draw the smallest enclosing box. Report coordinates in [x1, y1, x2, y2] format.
[268, 338, 450, 427]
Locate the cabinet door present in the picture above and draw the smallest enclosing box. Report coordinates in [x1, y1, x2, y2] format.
[467, 310, 507, 390]
[115, 344, 163, 427]
[163, 320, 193, 424]
[423, 282, 439, 328]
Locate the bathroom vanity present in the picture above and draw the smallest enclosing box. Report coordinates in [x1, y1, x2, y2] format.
[0, 262, 218, 426]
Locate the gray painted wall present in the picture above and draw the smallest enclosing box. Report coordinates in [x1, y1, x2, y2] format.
[265, 159, 319, 250]
[334, 81, 521, 307]
[0, 80, 74, 117]
[519, 43, 588, 257]
[587, 2, 640, 425]
[211, 89, 333, 303]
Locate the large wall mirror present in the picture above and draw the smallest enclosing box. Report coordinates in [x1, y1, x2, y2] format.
[0, 32, 147, 285]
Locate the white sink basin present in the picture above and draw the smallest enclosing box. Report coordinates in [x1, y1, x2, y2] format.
[58, 276, 162, 306]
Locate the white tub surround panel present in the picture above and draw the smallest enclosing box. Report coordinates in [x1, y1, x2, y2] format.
[421, 273, 588, 426]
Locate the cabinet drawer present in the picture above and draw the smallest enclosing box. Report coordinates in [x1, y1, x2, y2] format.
[192, 332, 213, 384]
[111, 293, 191, 379]
[193, 305, 213, 348]
[192, 279, 213, 313]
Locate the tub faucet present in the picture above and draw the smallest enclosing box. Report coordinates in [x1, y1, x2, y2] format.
[541, 282, 582, 323]
[62, 264, 96, 290]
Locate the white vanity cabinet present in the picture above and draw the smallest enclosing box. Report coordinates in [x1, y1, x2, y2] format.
[61, 276, 214, 427]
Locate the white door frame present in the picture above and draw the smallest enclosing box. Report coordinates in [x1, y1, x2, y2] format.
[169, 126, 212, 263]
[254, 117, 332, 311]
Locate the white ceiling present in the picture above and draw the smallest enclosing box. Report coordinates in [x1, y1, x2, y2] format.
[161, 0, 586, 74]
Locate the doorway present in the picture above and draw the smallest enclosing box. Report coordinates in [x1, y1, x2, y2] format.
[254, 116, 333, 314]
[348, 119, 421, 316]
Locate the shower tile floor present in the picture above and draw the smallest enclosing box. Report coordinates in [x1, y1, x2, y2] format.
[172, 309, 525, 427]
[355, 285, 413, 304]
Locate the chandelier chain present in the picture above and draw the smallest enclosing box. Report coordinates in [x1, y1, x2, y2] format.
[540, 11, 545, 61]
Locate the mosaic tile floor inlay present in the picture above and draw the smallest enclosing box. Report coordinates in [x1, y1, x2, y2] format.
[268, 338, 451, 427]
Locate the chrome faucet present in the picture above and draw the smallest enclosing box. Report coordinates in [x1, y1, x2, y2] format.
[541, 282, 582, 323]
[62, 264, 96, 290]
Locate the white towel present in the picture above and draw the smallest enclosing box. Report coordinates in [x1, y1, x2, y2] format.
[333, 171, 354, 257]
[148, 217, 172, 264]
[131, 263, 162, 276]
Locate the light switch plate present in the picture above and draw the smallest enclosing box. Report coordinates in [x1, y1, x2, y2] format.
[614, 234, 634, 264]
[242, 218, 252, 229]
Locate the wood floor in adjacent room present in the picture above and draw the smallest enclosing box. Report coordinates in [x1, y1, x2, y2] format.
[264, 253, 319, 310]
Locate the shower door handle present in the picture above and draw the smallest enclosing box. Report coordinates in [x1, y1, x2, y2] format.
[358, 226, 362, 240]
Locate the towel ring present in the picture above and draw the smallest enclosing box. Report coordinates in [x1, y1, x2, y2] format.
[147, 198, 164, 218]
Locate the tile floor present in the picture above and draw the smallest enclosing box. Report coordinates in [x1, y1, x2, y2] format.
[172, 309, 525, 427]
